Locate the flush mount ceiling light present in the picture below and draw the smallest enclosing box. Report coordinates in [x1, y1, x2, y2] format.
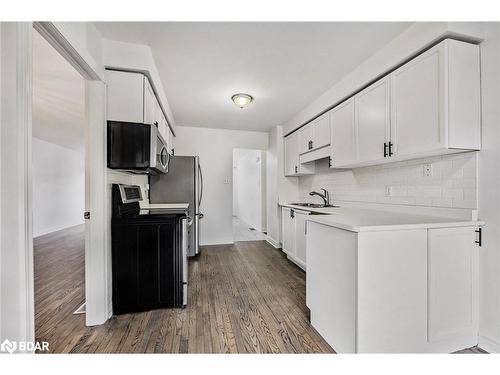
[231, 93, 253, 109]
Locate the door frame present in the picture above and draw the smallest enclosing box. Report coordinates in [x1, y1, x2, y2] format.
[0, 21, 109, 349]
[33, 22, 110, 327]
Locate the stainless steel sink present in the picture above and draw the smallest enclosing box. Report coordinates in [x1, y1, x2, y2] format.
[290, 203, 339, 208]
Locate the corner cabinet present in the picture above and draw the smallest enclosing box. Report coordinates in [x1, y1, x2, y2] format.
[329, 39, 480, 169]
[106, 69, 175, 155]
[281, 207, 309, 270]
[284, 132, 314, 176]
[307, 222, 481, 353]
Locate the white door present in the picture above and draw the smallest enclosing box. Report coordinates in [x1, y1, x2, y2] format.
[105, 70, 144, 123]
[427, 227, 478, 343]
[390, 45, 444, 157]
[355, 77, 390, 163]
[294, 210, 308, 269]
[143, 76, 156, 125]
[281, 207, 295, 257]
[298, 123, 314, 154]
[284, 133, 299, 176]
[330, 99, 356, 167]
[313, 113, 330, 149]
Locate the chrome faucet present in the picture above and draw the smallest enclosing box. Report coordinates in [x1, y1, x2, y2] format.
[309, 188, 330, 206]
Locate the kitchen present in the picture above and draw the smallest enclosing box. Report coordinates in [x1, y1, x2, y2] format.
[1, 8, 500, 372]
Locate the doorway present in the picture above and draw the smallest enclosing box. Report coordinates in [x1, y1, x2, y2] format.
[32, 29, 87, 346]
[232, 148, 267, 242]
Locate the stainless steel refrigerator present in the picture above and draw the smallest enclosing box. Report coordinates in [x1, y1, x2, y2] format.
[149, 155, 203, 257]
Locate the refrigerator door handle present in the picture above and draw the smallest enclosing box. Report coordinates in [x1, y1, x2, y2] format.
[198, 163, 203, 207]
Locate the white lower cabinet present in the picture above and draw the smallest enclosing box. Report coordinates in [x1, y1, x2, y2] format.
[281, 207, 296, 258]
[427, 227, 478, 344]
[306, 222, 480, 353]
[280, 207, 309, 270]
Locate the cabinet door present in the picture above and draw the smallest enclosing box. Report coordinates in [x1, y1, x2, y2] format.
[143, 76, 157, 125]
[298, 123, 314, 154]
[355, 77, 390, 163]
[428, 227, 478, 343]
[294, 210, 308, 269]
[357, 230, 428, 353]
[284, 133, 299, 176]
[169, 128, 175, 154]
[390, 45, 444, 157]
[281, 207, 295, 257]
[306, 223, 357, 353]
[106, 70, 144, 123]
[330, 98, 356, 167]
[313, 113, 330, 149]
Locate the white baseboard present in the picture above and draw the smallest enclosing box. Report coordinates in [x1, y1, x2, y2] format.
[478, 335, 500, 353]
[266, 236, 281, 249]
[200, 240, 234, 246]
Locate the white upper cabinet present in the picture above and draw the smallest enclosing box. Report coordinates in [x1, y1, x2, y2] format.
[106, 70, 144, 123]
[390, 39, 481, 159]
[313, 114, 331, 149]
[298, 113, 330, 155]
[168, 127, 175, 154]
[284, 132, 315, 176]
[106, 70, 175, 144]
[330, 98, 356, 167]
[355, 77, 391, 164]
[285, 39, 480, 175]
[299, 123, 314, 154]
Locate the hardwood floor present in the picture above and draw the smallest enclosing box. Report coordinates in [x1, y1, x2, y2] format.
[34, 224, 86, 352]
[34, 226, 333, 353]
[34, 226, 487, 354]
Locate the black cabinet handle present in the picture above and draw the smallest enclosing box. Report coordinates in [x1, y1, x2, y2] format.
[384, 142, 388, 157]
[388, 142, 394, 156]
[295, 165, 298, 174]
[308, 140, 313, 150]
[329, 156, 332, 168]
[154, 121, 159, 127]
[290, 209, 295, 219]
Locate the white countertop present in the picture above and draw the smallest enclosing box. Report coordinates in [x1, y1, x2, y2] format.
[145, 203, 190, 210]
[281, 203, 484, 232]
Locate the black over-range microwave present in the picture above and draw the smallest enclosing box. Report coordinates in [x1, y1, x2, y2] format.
[107, 121, 170, 174]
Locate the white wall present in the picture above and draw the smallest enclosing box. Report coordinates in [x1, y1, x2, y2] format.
[299, 152, 477, 209]
[32, 138, 85, 237]
[175, 126, 268, 245]
[477, 22, 500, 353]
[233, 149, 266, 232]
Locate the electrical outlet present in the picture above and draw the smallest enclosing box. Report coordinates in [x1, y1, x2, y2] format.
[385, 186, 393, 197]
[224, 178, 231, 184]
[423, 164, 433, 177]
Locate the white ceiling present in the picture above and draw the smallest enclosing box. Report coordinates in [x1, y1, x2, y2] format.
[33, 30, 85, 153]
[95, 22, 411, 132]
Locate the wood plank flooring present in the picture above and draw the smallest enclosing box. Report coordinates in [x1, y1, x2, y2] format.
[34, 225, 487, 354]
[34, 226, 333, 353]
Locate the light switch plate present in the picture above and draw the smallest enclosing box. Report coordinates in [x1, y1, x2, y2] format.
[385, 186, 392, 197]
[224, 178, 231, 184]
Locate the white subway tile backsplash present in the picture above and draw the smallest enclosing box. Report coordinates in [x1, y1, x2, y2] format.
[298, 152, 478, 209]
